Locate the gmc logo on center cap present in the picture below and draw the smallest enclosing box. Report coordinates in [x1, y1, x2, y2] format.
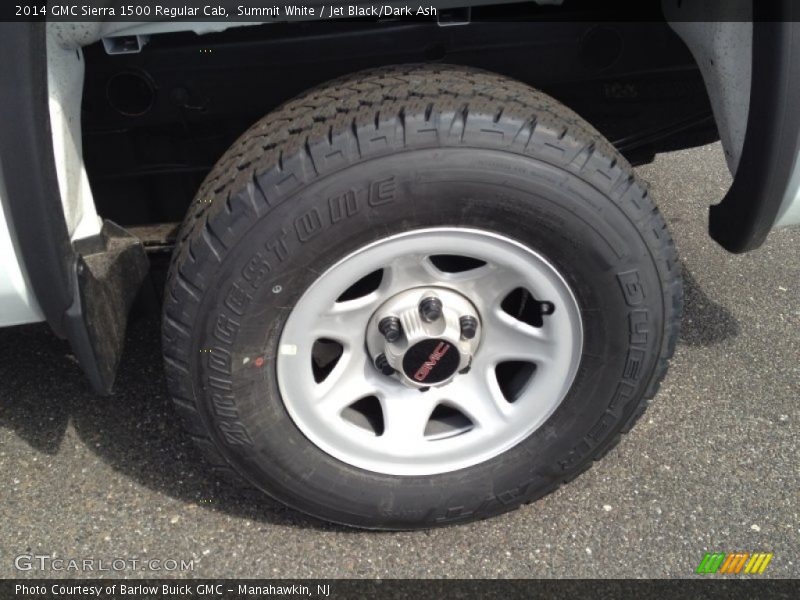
[413, 342, 451, 382]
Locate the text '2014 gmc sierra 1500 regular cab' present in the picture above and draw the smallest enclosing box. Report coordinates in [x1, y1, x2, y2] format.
[0, 0, 797, 528]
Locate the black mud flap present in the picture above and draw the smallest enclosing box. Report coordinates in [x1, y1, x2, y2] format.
[0, 23, 149, 395]
[710, 11, 800, 252]
[64, 222, 150, 394]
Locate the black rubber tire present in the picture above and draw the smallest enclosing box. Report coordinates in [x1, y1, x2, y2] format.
[162, 64, 682, 530]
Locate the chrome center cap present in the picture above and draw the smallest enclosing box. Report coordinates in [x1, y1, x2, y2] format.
[366, 287, 481, 389]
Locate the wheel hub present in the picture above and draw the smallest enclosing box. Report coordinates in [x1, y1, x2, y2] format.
[366, 287, 481, 389]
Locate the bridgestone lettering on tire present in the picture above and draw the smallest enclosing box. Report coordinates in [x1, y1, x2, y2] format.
[162, 64, 683, 529]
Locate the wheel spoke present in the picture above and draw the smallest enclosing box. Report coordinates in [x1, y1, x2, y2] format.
[434, 374, 510, 433]
[478, 308, 554, 365]
[380, 254, 441, 295]
[315, 346, 380, 415]
[379, 393, 437, 444]
[458, 265, 524, 313]
[311, 304, 374, 348]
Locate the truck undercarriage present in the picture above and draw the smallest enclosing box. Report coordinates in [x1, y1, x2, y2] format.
[82, 17, 717, 233]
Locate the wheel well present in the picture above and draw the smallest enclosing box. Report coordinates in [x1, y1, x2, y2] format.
[79, 10, 716, 232]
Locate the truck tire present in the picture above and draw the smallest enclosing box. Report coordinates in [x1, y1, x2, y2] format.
[162, 64, 682, 529]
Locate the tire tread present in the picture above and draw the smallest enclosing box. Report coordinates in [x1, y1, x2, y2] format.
[162, 64, 683, 526]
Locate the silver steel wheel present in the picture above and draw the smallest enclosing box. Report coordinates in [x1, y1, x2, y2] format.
[277, 228, 583, 476]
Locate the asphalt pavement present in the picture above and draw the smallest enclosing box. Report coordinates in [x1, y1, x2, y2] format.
[0, 142, 797, 578]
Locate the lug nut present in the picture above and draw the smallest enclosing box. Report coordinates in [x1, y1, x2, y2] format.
[419, 296, 443, 322]
[374, 353, 395, 376]
[378, 316, 402, 342]
[460, 315, 478, 340]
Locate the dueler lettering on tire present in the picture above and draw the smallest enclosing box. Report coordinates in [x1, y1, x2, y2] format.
[162, 64, 682, 530]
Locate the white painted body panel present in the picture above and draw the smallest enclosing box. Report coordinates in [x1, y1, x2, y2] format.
[774, 157, 800, 227]
[0, 28, 103, 327]
[47, 28, 102, 241]
[0, 176, 44, 326]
